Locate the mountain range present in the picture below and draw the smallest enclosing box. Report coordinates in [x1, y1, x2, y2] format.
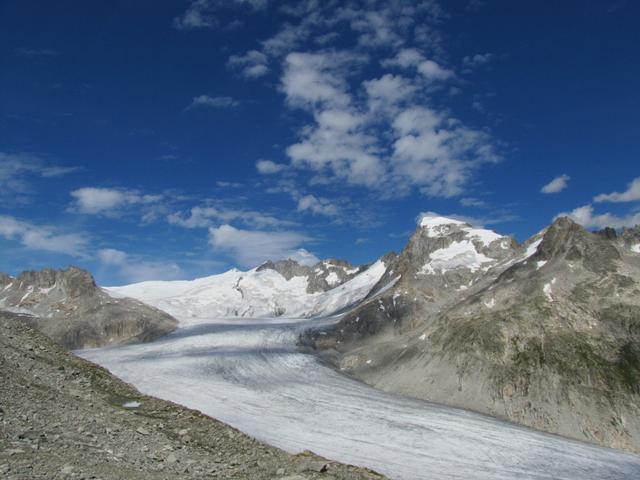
[2, 214, 640, 454]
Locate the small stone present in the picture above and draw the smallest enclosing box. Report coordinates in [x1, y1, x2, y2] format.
[177, 428, 189, 436]
[276, 467, 285, 475]
[136, 427, 150, 436]
[61, 465, 74, 474]
[166, 453, 178, 464]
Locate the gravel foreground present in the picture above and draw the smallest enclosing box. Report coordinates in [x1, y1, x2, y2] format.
[0, 313, 385, 480]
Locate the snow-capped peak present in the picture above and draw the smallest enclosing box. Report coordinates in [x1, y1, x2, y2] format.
[418, 213, 503, 247]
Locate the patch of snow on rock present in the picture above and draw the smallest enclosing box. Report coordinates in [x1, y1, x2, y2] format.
[631, 244, 640, 253]
[419, 240, 495, 275]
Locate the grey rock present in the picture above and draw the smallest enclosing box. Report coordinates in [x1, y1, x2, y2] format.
[0, 266, 178, 349]
[305, 216, 640, 454]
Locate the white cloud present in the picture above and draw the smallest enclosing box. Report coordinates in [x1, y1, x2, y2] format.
[167, 206, 294, 229]
[0, 152, 77, 200]
[383, 48, 454, 81]
[594, 177, 640, 203]
[173, 0, 268, 30]
[556, 204, 640, 229]
[208, 224, 318, 267]
[256, 159, 286, 174]
[462, 53, 493, 68]
[0, 215, 88, 257]
[296, 194, 339, 217]
[70, 187, 162, 216]
[228, 50, 269, 78]
[541, 174, 570, 194]
[223, 2, 499, 201]
[186, 95, 239, 110]
[97, 248, 183, 283]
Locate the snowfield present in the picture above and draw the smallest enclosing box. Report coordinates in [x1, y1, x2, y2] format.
[106, 260, 387, 320]
[80, 316, 640, 480]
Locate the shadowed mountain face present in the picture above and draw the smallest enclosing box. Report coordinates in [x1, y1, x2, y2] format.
[303, 216, 640, 454]
[0, 266, 178, 349]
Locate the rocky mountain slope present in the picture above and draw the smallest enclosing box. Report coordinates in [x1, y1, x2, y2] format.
[303, 215, 640, 454]
[0, 267, 177, 349]
[0, 311, 384, 480]
[107, 258, 387, 320]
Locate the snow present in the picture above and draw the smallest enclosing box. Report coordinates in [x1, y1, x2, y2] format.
[419, 333, 426, 341]
[484, 298, 495, 309]
[325, 271, 340, 286]
[536, 260, 547, 270]
[122, 401, 141, 408]
[525, 238, 543, 258]
[543, 278, 557, 302]
[419, 240, 495, 275]
[106, 260, 388, 322]
[80, 317, 640, 480]
[631, 244, 640, 253]
[418, 214, 502, 247]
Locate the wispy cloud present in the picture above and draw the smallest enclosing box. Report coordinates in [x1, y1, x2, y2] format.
[228, 50, 269, 78]
[186, 95, 240, 110]
[69, 187, 163, 219]
[256, 159, 286, 174]
[98, 248, 183, 283]
[541, 174, 570, 194]
[0, 215, 88, 257]
[16, 47, 59, 57]
[167, 205, 295, 229]
[173, 0, 268, 30]
[0, 152, 77, 202]
[594, 177, 640, 203]
[208, 224, 317, 267]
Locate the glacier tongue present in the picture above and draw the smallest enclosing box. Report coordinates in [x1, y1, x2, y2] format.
[106, 260, 388, 322]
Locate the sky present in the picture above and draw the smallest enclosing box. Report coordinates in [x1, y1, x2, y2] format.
[1, 0, 639, 285]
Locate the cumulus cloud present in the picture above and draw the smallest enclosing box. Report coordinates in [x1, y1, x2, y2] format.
[256, 159, 286, 174]
[208, 224, 318, 267]
[0, 215, 88, 257]
[541, 174, 570, 194]
[228, 50, 269, 78]
[186, 95, 240, 110]
[97, 248, 183, 283]
[594, 177, 640, 203]
[167, 206, 294, 229]
[556, 204, 640, 229]
[70, 187, 162, 216]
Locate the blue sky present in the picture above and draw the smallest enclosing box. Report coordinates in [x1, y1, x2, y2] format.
[1, 0, 639, 285]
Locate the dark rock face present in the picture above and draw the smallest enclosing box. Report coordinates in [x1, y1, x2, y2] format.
[305, 217, 640, 454]
[0, 266, 178, 349]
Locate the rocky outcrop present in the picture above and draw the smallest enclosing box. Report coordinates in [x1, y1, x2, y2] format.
[303, 216, 640, 454]
[0, 312, 385, 480]
[258, 258, 363, 293]
[0, 266, 178, 349]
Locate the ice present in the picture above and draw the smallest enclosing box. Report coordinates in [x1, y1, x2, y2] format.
[80, 317, 640, 480]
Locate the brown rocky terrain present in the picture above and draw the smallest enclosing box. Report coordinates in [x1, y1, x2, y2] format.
[0, 311, 385, 480]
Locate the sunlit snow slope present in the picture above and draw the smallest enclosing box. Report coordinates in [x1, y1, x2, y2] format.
[106, 260, 388, 320]
[80, 317, 640, 480]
